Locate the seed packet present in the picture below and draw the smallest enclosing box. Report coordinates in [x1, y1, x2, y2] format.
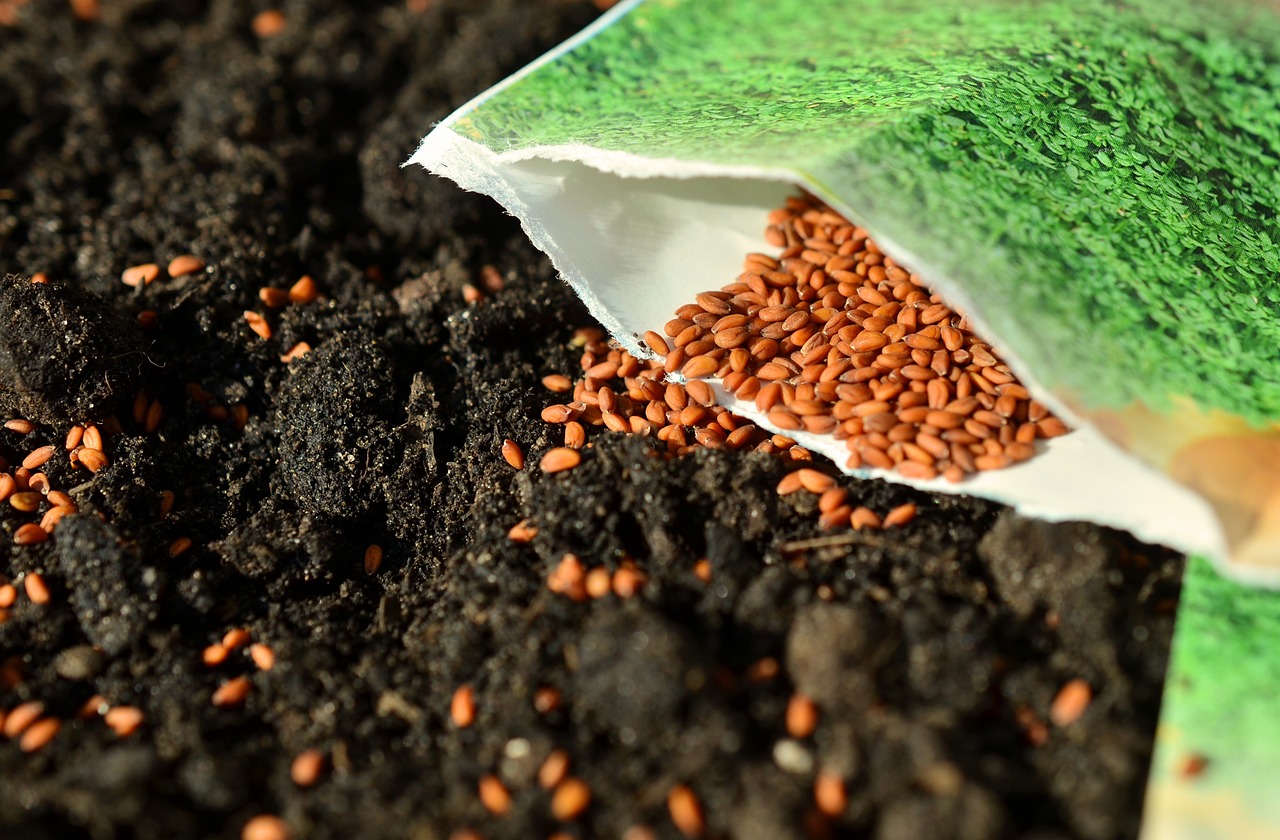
[411, 0, 1280, 589]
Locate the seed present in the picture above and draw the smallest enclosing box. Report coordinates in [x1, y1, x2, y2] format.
[19, 717, 60, 753]
[539, 748, 571, 789]
[612, 565, 648, 598]
[168, 537, 193, 558]
[795, 468, 835, 494]
[667, 785, 705, 838]
[540, 447, 581, 473]
[4, 419, 33, 434]
[478, 775, 512, 817]
[242, 815, 291, 840]
[250, 643, 275, 671]
[10, 491, 41, 512]
[21, 445, 54, 470]
[541, 405, 574, 423]
[451, 684, 476, 728]
[883, 503, 918, 528]
[681, 355, 719, 379]
[364, 544, 383, 574]
[507, 520, 537, 543]
[533, 686, 562, 715]
[23, 572, 50, 604]
[77, 695, 108, 719]
[813, 771, 847, 816]
[585, 567, 612, 599]
[850, 507, 882, 530]
[552, 778, 592, 821]
[212, 676, 251, 708]
[291, 749, 327, 787]
[83, 424, 104, 451]
[643, 331, 670, 356]
[1049, 679, 1092, 727]
[244, 311, 271, 340]
[288, 275, 317, 304]
[122, 263, 159, 287]
[776, 472, 805, 495]
[0, 585, 14, 608]
[547, 553, 587, 601]
[462, 284, 484, 304]
[3, 701, 44, 737]
[501, 439, 525, 469]
[159, 490, 175, 519]
[258, 287, 289, 308]
[78, 447, 109, 472]
[786, 694, 819, 738]
[693, 558, 712, 583]
[251, 10, 287, 38]
[542, 374, 573, 393]
[203, 644, 229, 666]
[65, 426, 84, 450]
[280, 342, 312, 363]
[167, 255, 205, 277]
[104, 706, 144, 738]
[223, 628, 251, 649]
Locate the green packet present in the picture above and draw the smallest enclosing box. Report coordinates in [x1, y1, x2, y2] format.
[410, 0, 1280, 589]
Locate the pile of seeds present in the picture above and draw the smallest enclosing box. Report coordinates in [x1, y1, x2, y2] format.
[643, 193, 1070, 482]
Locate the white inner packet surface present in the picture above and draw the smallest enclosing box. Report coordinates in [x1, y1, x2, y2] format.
[409, 128, 1229, 569]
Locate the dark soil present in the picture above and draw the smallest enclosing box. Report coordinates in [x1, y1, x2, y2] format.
[0, 2, 1184, 839]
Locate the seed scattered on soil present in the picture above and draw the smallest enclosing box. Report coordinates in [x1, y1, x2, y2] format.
[249, 643, 275, 671]
[251, 10, 286, 39]
[786, 693, 819, 739]
[363, 544, 383, 574]
[551, 777, 592, 821]
[280, 342, 311, 363]
[82, 424, 103, 451]
[167, 255, 205, 277]
[1050, 678, 1093, 727]
[64, 425, 84, 450]
[507, 519, 537, 543]
[223, 628, 251, 649]
[478, 774, 512, 817]
[104, 706, 144, 738]
[121, 263, 160, 287]
[692, 558, 712, 583]
[21, 445, 55, 469]
[202, 645, 229, 667]
[450, 684, 475, 728]
[77, 447, 109, 472]
[667, 784, 705, 838]
[501, 439, 525, 469]
[18, 717, 60, 753]
[212, 676, 251, 708]
[10, 491, 41, 512]
[3, 701, 44, 738]
[244, 311, 272, 340]
[547, 553, 587, 601]
[533, 687, 561, 715]
[542, 374, 572, 393]
[538, 749, 571, 789]
[0, 584, 14, 608]
[259, 287, 290, 308]
[288, 275, 317, 304]
[23, 572, 50, 604]
[540, 447, 581, 473]
[585, 566, 612, 599]
[168, 537, 193, 558]
[291, 749, 326, 787]
[850, 507, 882, 530]
[4, 418, 34, 434]
[814, 770, 848, 816]
[241, 815, 291, 840]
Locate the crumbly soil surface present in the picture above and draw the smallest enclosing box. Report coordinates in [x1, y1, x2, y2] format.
[0, 3, 1183, 839]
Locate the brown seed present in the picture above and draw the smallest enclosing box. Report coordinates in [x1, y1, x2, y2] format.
[540, 447, 581, 473]
[786, 694, 819, 739]
[462, 283, 484, 304]
[288, 275, 317, 304]
[47, 490, 73, 509]
[533, 686, 562, 715]
[507, 519, 537, 543]
[4, 419, 34, 434]
[364, 544, 383, 574]
[159, 490, 175, 519]
[667, 784, 705, 838]
[280, 342, 312, 363]
[0, 584, 14, 608]
[76, 695, 108, 719]
[167, 255, 205, 277]
[542, 374, 573, 393]
[65, 426, 84, 450]
[202, 644, 229, 666]
[83, 424, 104, 451]
[796, 468, 835, 494]
[258, 287, 290, 308]
[3, 701, 44, 737]
[168, 537, 193, 558]
[776, 472, 805, 495]
[10, 491, 41, 512]
[693, 558, 712, 583]
[78, 447, 108, 472]
[242, 815, 291, 840]
[244, 311, 271, 340]
[551, 778, 592, 821]
[681, 355, 719, 379]
[122, 263, 160, 287]
[451, 684, 476, 727]
[814, 771, 847, 816]
[250, 643, 275, 671]
[501, 439, 525, 469]
[223, 628, 252, 649]
[104, 706, 144, 738]
[883, 503, 918, 528]
[19, 717, 60, 753]
[478, 774, 512, 816]
[850, 507, 882, 530]
[563, 420, 587, 449]
[1049, 679, 1092, 727]
[539, 748, 571, 789]
[212, 676, 251, 708]
[251, 10, 287, 38]
[23, 572, 50, 604]
[291, 749, 326, 787]
[21, 445, 54, 470]
[612, 565, 648, 598]
[585, 567, 612, 598]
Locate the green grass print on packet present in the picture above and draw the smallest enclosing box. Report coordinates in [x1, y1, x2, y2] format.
[463, 0, 1280, 424]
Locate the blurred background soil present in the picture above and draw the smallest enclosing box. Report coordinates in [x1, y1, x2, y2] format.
[0, 2, 1183, 838]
